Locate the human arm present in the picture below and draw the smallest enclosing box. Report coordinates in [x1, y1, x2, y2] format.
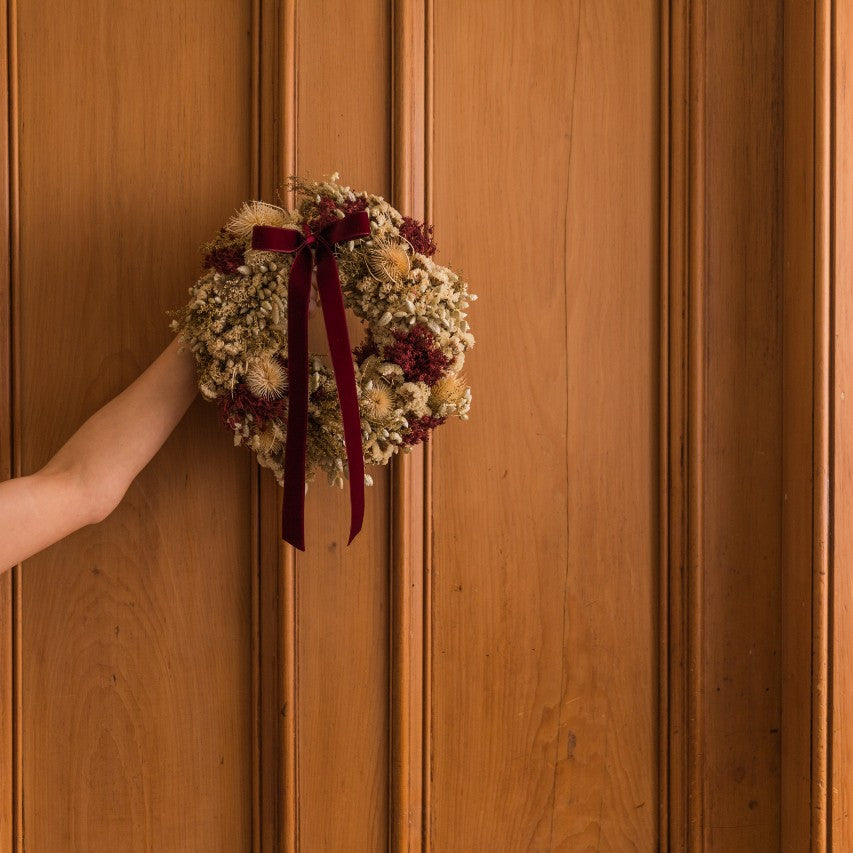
[0, 333, 199, 573]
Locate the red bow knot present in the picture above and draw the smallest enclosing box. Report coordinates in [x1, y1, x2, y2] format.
[251, 209, 372, 550]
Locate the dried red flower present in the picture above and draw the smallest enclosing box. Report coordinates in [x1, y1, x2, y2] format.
[353, 330, 379, 364]
[302, 196, 340, 237]
[203, 228, 246, 273]
[342, 196, 368, 216]
[384, 324, 451, 385]
[303, 194, 369, 238]
[218, 378, 289, 432]
[403, 414, 446, 446]
[399, 216, 437, 257]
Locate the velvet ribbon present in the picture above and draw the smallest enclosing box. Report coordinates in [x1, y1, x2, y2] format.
[251, 210, 371, 550]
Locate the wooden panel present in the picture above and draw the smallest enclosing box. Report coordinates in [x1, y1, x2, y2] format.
[430, 1, 659, 848]
[254, 3, 295, 849]
[832, 0, 853, 847]
[390, 1, 428, 849]
[293, 1, 392, 850]
[702, 2, 784, 849]
[5, 2, 838, 849]
[780, 0, 823, 850]
[15, 1, 255, 849]
[813, 0, 831, 844]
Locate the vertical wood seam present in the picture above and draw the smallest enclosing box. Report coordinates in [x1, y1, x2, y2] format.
[663, 1, 705, 848]
[658, 0, 671, 847]
[250, 445, 261, 853]
[256, 0, 299, 848]
[686, 1, 706, 848]
[0, 0, 13, 844]
[6, 0, 21, 846]
[389, 0, 412, 841]
[249, 4, 262, 851]
[781, 0, 828, 845]
[390, 1, 427, 848]
[280, 3, 299, 851]
[824, 0, 832, 834]
[422, 3, 434, 849]
[666, 5, 688, 845]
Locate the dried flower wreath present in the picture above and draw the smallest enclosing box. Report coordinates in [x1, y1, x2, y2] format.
[168, 173, 475, 550]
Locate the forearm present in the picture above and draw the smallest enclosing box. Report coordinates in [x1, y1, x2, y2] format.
[0, 469, 93, 572]
[41, 333, 199, 515]
[0, 334, 198, 572]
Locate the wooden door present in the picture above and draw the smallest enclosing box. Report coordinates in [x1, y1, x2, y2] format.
[1, 1, 851, 851]
[429, 1, 659, 848]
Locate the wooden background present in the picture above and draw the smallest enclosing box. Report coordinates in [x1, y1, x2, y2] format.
[0, 0, 848, 851]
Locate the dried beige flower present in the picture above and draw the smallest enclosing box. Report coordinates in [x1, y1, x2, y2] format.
[225, 201, 291, 239]
[364, 236, 412, 284]
[429, 373, 466, 409]
[397, 381, 431, 417]
[361, 379, 395, 423]
[257, 421, 283, 453]
[245, 354, 286, 400]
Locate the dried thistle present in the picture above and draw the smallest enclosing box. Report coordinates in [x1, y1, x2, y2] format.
[225, 201, 292, 240]
[361, 379, 395, 423]
[364, 236, 413, 284]
[429, 372, 466, 409]
[245, 354, 287, 400]
[257, 421, 284, 453]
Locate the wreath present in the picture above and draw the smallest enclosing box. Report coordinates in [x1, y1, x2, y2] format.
[167, 172, 475, 549]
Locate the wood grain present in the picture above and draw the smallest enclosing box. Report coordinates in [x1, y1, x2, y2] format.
[424, 1, 435, 848]
[293, 2, 393, 850]
[15, 0, 256, 848]
[813, 5, 832, 851]
[390, 1, 427, 850]
[702, 3, 785, 849]
[780, 1, 825, 850]
[831, 0, 853, 847]
[254, 0, 294, 849]
[430, 1, 660, 848]
[3, 1, 846, 848]
[0, 0, 19, 847]
[662, 2, 707, 848]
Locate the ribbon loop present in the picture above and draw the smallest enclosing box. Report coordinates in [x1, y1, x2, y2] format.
[251, 209, 371, 550]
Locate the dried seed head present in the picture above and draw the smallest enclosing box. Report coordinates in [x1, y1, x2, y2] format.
[225, 201, 291, 239]
[364, 236, 412, 284]
[361, 379, 395, 423]
[429, 373, 466, 409]
[245, 354, 287, 400]
[257, 422, 283, 453]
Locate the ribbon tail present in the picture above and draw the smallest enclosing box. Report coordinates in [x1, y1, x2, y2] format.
[281, 248, 313, 551]
[315, 249, 365, 545]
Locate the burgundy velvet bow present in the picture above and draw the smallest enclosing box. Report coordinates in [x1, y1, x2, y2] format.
[251, 209, 371, 550]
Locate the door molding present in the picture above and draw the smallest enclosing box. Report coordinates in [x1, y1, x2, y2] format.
[389, 0, 429, 848]
[660, 1, 706, 848]
[253, 0, 299, 849]
[781, 0, 831, 850]
[1, 0, 22, 846]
